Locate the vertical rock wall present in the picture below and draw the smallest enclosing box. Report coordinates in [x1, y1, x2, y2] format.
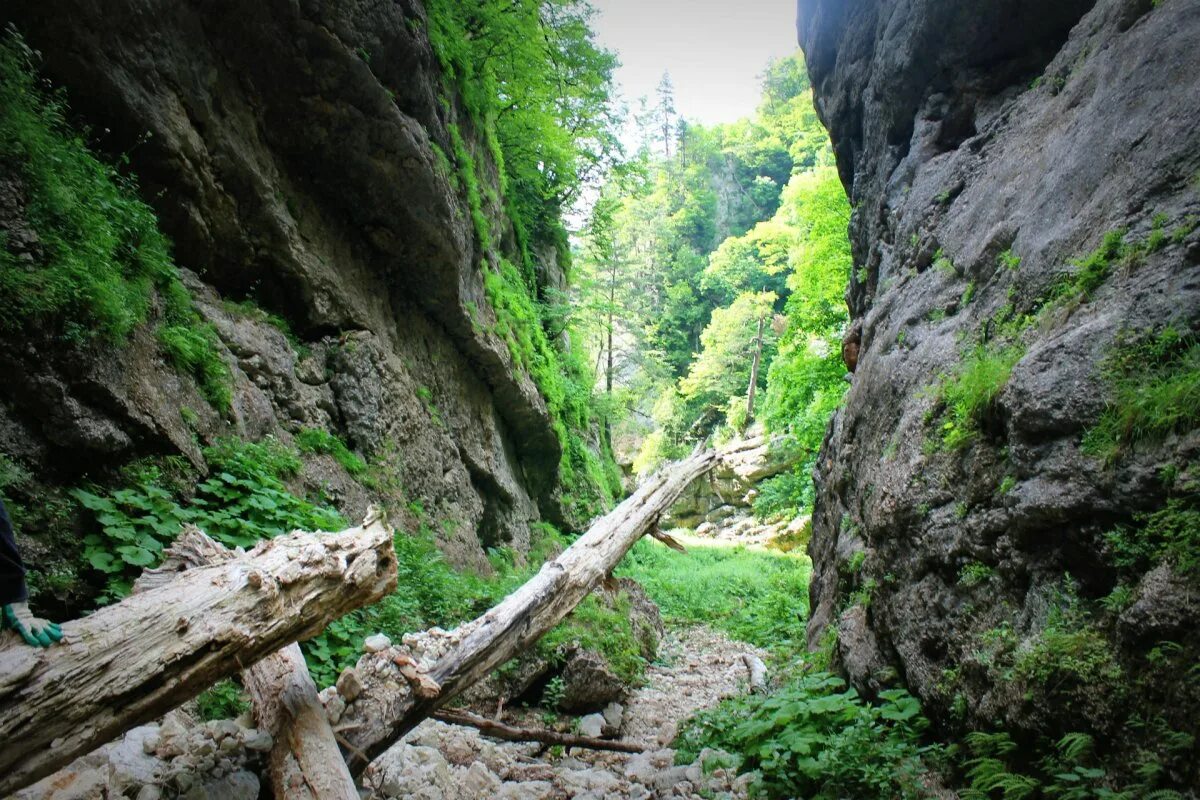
[0, 0, 573, 595]
[798, 0, 1200, 779]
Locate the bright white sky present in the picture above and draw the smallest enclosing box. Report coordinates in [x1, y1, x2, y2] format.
[589, 0, 801, 127]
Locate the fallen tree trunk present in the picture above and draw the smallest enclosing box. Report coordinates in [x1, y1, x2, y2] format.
[743, 653, 768, 694]
[0, 516, 396, 796]
[327, 448, 718, 774]
[244, 644, 360, 800]
[136, 527, 360, 800]
[432, 709, 647, 754]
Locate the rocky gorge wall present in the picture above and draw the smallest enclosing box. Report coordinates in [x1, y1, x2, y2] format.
[799, 0, 1200, 782]
[0, 0, 585, 611]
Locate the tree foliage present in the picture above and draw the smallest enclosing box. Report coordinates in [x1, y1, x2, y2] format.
[426, 0, 620, 251]
[572, 52, 846, 478]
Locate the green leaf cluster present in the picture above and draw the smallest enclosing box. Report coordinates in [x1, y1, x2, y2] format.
[933, 341, 1025, 449]
[673, 672, 935, 799]
[73, 437, 345, 601]
[1082, 326, 1200, 462]
[295, 428, 367, 477]
[960, 730, 1188, 800]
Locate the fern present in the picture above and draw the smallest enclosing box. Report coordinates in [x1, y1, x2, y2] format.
[1057, 732, 1095, 762]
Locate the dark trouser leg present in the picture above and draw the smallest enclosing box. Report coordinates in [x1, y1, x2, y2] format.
[0, 498, 28, 605]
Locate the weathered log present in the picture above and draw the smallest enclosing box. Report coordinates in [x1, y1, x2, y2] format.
[137, 525, 359, 800]
[743, 653, 768, 694]
[330, 448, 718, 774]
[0, 517, 397, 796]
[243, 643, 359, 800]
[432, 709, 648, 754]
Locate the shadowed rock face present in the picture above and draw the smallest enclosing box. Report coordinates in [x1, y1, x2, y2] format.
[0, 0, 568, 587]
[798, 0, 1200, 777]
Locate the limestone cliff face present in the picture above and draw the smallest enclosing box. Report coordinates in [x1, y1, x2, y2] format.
[0, 0, 574, 601]
[799, 0, 1200, 776]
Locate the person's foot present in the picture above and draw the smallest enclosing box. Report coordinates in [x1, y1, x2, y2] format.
[2, 602, 63, 647]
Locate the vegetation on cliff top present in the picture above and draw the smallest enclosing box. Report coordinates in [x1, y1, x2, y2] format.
[425, 0, 623, 519]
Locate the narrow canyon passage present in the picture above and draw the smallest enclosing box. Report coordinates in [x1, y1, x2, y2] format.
[1, 0, 1198, 798]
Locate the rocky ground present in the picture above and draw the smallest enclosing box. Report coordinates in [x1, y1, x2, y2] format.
[364, 626, 768, 800]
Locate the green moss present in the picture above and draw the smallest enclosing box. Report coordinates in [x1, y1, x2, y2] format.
[0, 32, 230, 410]
[539, 591, 645, 684]
[447, 123, 492, 251]
[483, 257, 619, 520]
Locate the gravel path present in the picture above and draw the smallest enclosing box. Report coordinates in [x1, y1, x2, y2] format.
[365, 625, 768, 799]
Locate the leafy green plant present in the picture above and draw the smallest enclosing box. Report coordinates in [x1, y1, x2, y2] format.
[1104, 494, 1200, 575]
[295, 428, 367, 476]
[1082, 327, 1200, 462]
[959, 562, 995, 587]
[1049, 230, 1126, 303]
[542, 675, 567, 710]
[674, 672, 935, 799]
[196, 679, 250, 722]
[73, 438, 345, 601]
[934, 248, 958, 276]
[959, 730, 1187, 800]
[962, 280, 977, 306]
[0, 31, 229, 410]
[998, 248, 1021, 271]
[934, 342, 1025, 449]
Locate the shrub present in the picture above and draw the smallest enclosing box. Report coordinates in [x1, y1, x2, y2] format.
[674, 672, 935, 799]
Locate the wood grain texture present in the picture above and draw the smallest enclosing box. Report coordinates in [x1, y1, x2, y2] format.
[0, 518, 396, 796]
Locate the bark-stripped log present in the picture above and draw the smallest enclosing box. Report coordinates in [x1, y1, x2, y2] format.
[0, 517, 396, 796]
[330, 449, 718, 774]
[243, 644, 359, 800]
[432, 709, 647, 754]
[743, 653, 768, 694]
[136, 526, 359, 800]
